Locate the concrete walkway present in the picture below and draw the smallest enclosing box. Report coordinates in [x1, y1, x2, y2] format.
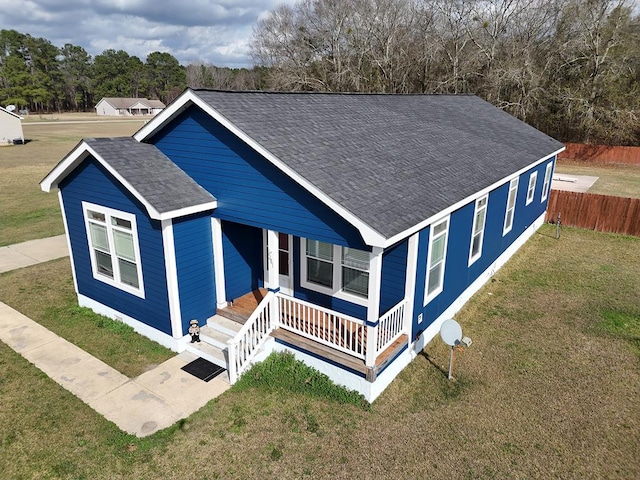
[0, 236, 231, 436]
[0, 235, 69, 273]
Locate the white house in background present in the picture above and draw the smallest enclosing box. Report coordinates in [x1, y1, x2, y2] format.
[0, 106, 24, 145]
[95, 98, 166, 116]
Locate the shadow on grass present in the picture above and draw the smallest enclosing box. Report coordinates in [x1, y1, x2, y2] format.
[419, 350, 449, 378]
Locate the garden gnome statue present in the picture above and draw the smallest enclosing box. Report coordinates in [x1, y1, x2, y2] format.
[189, 319, 201, 343]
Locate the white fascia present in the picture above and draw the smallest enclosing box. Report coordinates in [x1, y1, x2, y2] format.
[161, 219, 184, 338]
[382, 147, 566, 248]
[134, 89, 387, 248]
[40, 140, 217, 221]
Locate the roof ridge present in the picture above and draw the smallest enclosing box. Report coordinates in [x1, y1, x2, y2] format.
[192, 88, 475, 97]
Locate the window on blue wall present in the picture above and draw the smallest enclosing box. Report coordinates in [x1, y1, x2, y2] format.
[526, 171, 538, 205]
[469, 196, 488, 266]
[541, 162, 553, 202]
[424, 216, 449, 304]
[301, 239, 370, 306]
[82, 202, 144, 298]
[305, 239, 333, 288]
[503, 177, 519, 235]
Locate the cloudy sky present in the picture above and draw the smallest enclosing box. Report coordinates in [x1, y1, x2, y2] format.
[0, 0, 295, 68]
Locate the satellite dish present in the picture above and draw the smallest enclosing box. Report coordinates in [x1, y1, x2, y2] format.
[440, 319, 462, 346]
[6, 104, 16, 112]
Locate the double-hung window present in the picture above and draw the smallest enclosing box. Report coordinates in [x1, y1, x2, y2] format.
[469, 196, 488, 266]
[301, 239, 370, 305]
[541, 162, 553, 202]
[503, 177, 519, 235]
[526, 171, 537, 205]
[83, 202, 144, 297]
[424, 217, 449, 304]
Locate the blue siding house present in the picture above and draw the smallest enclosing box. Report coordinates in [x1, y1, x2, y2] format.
[41, 90, 563, 401]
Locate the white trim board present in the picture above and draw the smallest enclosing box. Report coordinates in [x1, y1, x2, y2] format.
[135, 89, 387, 247]
[40, 141, 217, 221]
[78, 294, 183, 352]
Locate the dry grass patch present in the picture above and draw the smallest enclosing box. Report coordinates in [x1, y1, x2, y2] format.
[1, 225, 639, 479]
[0, 119, 144, 245]
[555, 161, 640, 198]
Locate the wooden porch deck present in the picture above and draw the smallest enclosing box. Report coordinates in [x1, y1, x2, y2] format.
[219, 289, 408, 379]
[217, 288, 268, 324]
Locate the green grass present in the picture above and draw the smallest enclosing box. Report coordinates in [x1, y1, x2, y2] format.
[0, 118, 144, 246]
[235, 351, 370, 410]
[0, 258, 173, 377]
[1, 228, 639, 478]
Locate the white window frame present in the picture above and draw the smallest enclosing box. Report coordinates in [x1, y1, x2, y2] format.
[300, 238, 370, 307]
[424, 216, 450, 305]
[541, 162, 553, 202]
[468, 195, 488, 266]
[82, 202, 145, 298]
[526, 171, 537, 205]
[503, 177, 519, 235]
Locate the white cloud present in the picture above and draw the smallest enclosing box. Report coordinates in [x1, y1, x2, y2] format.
[0, 0, 295, 67]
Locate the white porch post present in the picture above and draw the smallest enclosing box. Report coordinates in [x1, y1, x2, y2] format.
[266, 230, 280, 290]
[211, 218, 227, 309]
[266, 230, 280, 323]
[365, 246, 383, 367]
[404, 233, 420, 337]
[161, 219, 183, 338]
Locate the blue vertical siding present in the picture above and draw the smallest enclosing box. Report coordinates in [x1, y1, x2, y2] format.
[173, 213, 216, 335]
[411, 158, 555, 339]
[379, 239, 408, 315]
[222, 221, 264, 301]
[59, 157, 171, 334]
[151, 106, 367, 249]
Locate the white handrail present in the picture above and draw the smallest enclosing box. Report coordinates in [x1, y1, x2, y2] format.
[227, 291, 277, 383]
[376, 300, 406, 355]
[277, 294, 366, 359]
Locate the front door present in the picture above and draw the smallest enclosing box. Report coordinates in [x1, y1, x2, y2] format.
[278, 233, 293, 295]
[264, 231, 293, 295]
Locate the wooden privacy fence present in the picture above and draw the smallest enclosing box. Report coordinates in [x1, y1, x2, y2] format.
[559, 143, 640, 166]
[546, 190, 640, 236]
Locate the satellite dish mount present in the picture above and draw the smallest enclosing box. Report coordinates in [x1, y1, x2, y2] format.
[440, 319, 464, 380]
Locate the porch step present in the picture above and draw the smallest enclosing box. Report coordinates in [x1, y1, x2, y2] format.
[215, 308, 249, 325]
[206, 314, 243, 338]
[182, 340, 227, 370]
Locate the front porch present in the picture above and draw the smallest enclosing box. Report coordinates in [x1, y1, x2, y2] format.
[217, 289, 409, 383]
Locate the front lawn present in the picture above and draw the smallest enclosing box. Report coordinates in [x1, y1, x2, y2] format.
[0, 224, 638, 479]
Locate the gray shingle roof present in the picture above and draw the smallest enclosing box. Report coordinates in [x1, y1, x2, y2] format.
[84, 137, 215, 215]
[193, 90, 564, 239]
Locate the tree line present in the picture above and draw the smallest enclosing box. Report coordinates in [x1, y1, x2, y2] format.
[251, 0, 640, 145]
[2, 0, 639, 145]
[0, 29, 189, 111]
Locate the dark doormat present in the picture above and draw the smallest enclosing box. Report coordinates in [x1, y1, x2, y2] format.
[181, 357, 225, 382]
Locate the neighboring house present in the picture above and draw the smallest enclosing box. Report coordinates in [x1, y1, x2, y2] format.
[95, 98, 166, 116]
[42, 89, 564, 402]
[0, 106, 24, 145]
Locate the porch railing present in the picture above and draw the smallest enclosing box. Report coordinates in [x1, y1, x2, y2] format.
[227, 294, 408, 384]
[227, 291, 277, 383]
[277, 294, 366, 359]
[376, 300, 406, 355]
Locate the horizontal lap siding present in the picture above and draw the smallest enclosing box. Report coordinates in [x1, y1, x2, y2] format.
[412, 159, 555, 337]
[151, 107, 366, 249]
[379, 239, 408, 315]
[173, 214, 216, 334]
[222, 221, 263, 301]
[59, 158, 171, 334]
